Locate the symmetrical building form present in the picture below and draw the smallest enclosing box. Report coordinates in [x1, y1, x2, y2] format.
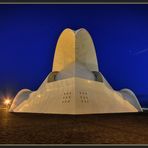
[9, 28, 143, 114]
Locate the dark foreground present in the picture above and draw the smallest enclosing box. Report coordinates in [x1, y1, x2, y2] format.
[0, 108, 148, 144]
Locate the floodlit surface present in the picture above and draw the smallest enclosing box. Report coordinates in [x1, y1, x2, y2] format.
[10, 77, 141, 114]
[52, 28, 99, 72]
[9, 28, 142, 114]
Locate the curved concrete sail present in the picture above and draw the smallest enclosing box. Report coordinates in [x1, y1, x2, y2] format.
[9, 89, 32, 112]
[119, 89, 142, 111]
[9, 28, 142, 114]
[52, 28, 75, 72]
[75, 28, 99, 72]
[52, 28, 98, 72]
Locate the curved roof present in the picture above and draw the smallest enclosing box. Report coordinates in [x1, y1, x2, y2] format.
[9, 89, 32, 111]
[52, 28, 99, 72]
[119, 88, 142, 111]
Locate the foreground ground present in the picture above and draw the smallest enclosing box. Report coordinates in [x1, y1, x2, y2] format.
[0, 108, 148, 144]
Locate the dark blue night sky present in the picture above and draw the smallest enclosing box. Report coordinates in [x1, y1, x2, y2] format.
[0, 4, 148, 107]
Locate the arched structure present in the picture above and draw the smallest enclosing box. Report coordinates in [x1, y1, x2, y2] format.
[52, 28, 98, 72]
[9, 28, 143, 114]
[9, 89, 32, 111]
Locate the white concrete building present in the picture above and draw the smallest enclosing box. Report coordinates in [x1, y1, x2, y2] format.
[9, 28, 142, 114]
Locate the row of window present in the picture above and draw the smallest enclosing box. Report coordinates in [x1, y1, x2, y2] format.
[63, 96, 71, 99]
[62, 100, 70, 103]
[64, 92, 71, 95]
[81, 99, 89, 103]
[79, 91, 88, 95]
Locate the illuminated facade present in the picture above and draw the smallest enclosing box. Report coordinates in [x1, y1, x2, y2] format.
[9, 28, 142, 114]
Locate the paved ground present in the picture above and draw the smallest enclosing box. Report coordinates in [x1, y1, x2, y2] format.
[0, 108, 148, 144]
